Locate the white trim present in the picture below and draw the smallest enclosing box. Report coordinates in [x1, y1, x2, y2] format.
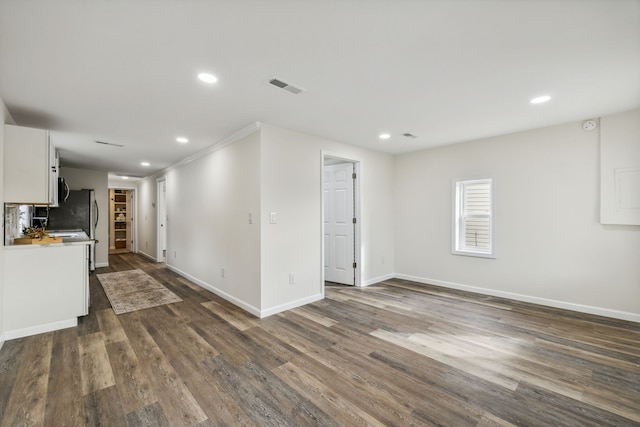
[166, 264, 261, 317]
[362, 273, 396, 287]
[4, 318, 78, 340]
[154, 122, 261, 178]
[394, 273, 640, 323]
[137, 250, 158, 262]
[0, 334, 5, 351]
[321, 151, 362, 289]
[452, 177, 497, 259]
[95, 262, 109, 268]
[260, 294, 324, 318]
[156, 178, 167, 263]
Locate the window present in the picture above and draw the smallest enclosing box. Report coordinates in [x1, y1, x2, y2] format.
[453, 178, 496, 258]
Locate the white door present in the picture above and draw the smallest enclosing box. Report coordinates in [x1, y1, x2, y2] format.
[323, 162, 355, 285]
[158, 180, 167, 262]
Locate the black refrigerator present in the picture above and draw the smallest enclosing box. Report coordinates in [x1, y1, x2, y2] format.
[46, 189, 98, 270]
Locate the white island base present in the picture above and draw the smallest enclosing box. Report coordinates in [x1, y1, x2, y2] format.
[3, 242, 90, 340]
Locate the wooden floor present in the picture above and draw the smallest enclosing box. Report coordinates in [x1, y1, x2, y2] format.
[1, 253, 639, 426]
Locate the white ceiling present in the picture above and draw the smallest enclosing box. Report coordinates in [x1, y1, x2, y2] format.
[1, 0, 639, 178]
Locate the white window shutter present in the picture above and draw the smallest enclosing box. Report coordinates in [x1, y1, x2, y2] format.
[453, 178, 495, 258]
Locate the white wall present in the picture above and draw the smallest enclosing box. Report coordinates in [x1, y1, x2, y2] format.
[600, 108, 640, 225]
[395, 114, 640, 320]
[0, 99, 6, 346]
[260, 124, 395, 314]
[0, 99, 15, 347]
[163, 131, 262, 312]
[134, 123, 395, 317]
[59, 167, 109, 267]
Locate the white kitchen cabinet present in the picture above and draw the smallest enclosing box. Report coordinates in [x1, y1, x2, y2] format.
[4, 124, 58, 205]
[3, 243, 89, 337]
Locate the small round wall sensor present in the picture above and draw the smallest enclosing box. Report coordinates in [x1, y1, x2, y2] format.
[582, 119, 597, 131]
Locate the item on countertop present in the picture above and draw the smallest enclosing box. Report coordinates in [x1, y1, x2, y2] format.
[22, 226, 51, 239]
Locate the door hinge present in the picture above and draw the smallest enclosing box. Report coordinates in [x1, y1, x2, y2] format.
[352, 217, 357, 224]
[353, 262, 357, 269]
[352, 173, 357, 179]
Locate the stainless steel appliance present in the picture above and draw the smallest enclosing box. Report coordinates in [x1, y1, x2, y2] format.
[45, 189, 98, 270]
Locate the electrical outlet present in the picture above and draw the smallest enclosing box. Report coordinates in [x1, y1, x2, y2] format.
[174, 251, 177, 258]
[289, 273, 296, 285]
[221, 268, 225, 278]
[270, 212, 277, 224]
[248, 213, 253, 224]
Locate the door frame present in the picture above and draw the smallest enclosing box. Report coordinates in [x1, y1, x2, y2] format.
[321, 150, 362, 297]
[156, 177, 167, 263]
[107, 186, 137, 253]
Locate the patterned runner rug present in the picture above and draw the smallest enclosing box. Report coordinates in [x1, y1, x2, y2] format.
[97, 269, 182, 314]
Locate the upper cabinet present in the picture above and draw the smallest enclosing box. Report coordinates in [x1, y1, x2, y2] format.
[4, 124, 59, 206]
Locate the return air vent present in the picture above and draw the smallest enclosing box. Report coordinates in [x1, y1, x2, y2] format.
[402, 133, 418, 139]
[95, 140, 124, 147]
[268, 78, 304, 95]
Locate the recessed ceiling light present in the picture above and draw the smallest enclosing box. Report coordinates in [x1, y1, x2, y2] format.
[176, 137, 189, 143]
[122, 176, 129, 180]
[141, 162, 150, 167]
[379, 133, 391, 140]
[530, 95, 551, 104]
[198, 73, 218, 84]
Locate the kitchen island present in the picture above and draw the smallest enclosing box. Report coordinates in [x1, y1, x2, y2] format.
[3, 240, 90, 339]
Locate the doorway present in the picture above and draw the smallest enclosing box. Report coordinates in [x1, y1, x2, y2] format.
[322, 154, 361, 287]
[157, 179, 167, 263]
[109, 188, 135, 254]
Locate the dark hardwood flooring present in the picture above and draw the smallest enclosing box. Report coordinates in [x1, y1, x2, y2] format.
[1, 253, 639, 426]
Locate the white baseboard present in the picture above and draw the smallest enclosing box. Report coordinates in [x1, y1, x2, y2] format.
[165, 264, 324, 318]
[95, 262, 109, 268]
[0, 334, 5, 351]
[260, 294, 324, 318]
[166, 264, 261, 317]
[3, 318, 78, 340]
[137, 250, 158, 262]
[362, 273, 395, 287]
[394, 273, 640, 323]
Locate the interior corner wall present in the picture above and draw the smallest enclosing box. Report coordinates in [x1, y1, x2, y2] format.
[600, 108, 640, 225]
[136, 177, 158, 260]
[259, 124, 395, 315]
[163, 130, 262, 312]
[0, 96, 7, 346]
[394, 116, 640, 319]
[59, 167, 109, 267]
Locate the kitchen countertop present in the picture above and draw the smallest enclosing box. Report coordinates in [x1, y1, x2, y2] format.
[4, 229, 92, 248]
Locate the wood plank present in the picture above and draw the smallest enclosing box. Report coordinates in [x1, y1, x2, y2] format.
[104, 340, 158, 414]
[125, 402, 171, 427]
[95, 308, 128, 344]
[272, 361, 385, 427]
[0, 337, 27, 418]
[78, 332, 116, 395]
[168, 355, 257, 426]
[119, 315, 208, 426]
[43, 328, 84, 426]
[0, 333, 53, 427]
[83, 385, 127, 426]
[201, 299, 259, 331]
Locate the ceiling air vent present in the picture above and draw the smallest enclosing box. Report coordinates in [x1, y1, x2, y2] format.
[268, 78, 304, 95]
[402, 133, 418, 139]
[95, 140, 124, 147]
